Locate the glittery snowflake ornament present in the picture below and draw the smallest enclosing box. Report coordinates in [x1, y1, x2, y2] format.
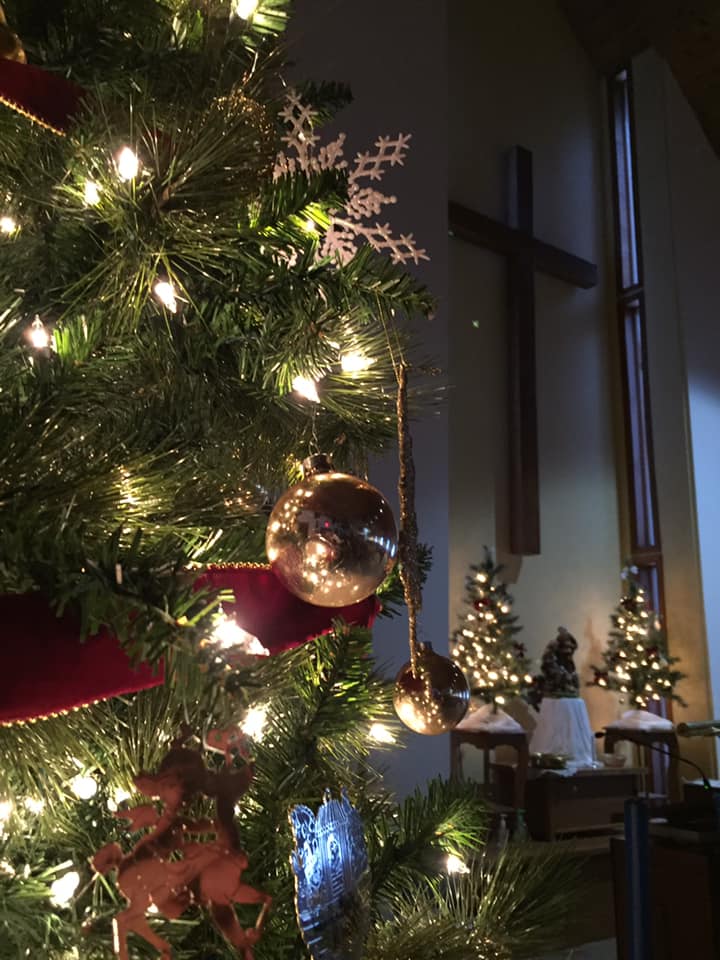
[289, 789, 369, 960]
[275, 90, 428, 266]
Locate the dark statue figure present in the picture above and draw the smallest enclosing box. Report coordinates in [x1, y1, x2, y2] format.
[529, 626, 580, 709]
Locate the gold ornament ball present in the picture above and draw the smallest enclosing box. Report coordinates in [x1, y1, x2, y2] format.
[393, 642, 470, 735]
[266, 454, 398, 607]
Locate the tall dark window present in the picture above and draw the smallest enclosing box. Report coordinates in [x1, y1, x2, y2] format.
[608, 67, 665, 621]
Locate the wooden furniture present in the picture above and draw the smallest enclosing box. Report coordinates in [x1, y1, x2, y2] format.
[450, 727, 529, 811]
[604, 727, 682, 802]
[517, 766, 641, 841]
[612, 831, 720, 959]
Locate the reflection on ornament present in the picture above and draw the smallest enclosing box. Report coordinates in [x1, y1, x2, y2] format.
[83, 180, 100, 206]
[50, 869, 80, 907]
[393, 642, 469, 735]
[290, 789, 369, 960]
[266, 454, 397, 607]
[116, 146, 139, 181]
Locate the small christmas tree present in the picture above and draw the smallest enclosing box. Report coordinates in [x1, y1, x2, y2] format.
[451, 548, 532, 708]
[590, 567, 686, 709]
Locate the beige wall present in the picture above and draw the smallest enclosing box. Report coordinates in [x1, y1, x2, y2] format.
[449, 0, 623, 736]
[289, 0, 451, 793]
[633, 51, 717, 774]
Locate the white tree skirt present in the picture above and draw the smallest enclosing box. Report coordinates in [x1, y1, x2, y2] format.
[456, 701, 524, 733]
[606, 708, 674, 731]
[530, 697, 595, 766]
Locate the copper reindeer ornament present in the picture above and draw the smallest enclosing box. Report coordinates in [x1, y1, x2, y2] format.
[92, 730, 271, 960]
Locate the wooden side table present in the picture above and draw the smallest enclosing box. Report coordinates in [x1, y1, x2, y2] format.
[604, 727, 682, 803]
[450, 728, 529, 811]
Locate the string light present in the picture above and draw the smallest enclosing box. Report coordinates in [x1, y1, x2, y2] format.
[83, 180, 101, 206]
[302, 218, 317, 233]
[0, 800, 13, 824]
[233, 0, 259, 18]
[369, 722, 396, 744]
[341, 351, 375, 374]
[27, 317, 51, 350]
[116, 146, 140, 181]
[445, 854, 470, 875]
[292, 375, 320, 403]
[0, 215, 17, 235]
[49, 870, 80, 907]
[241, 704, 268, 741]
[107, 787, 131, 812]
[211, 613, 269, 657]
[153, 279, 178, 313]
[70, 774, 98, 800]
[24, 797, 45, 815]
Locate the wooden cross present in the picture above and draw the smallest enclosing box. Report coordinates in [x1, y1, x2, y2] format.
[449, 146, 598, 556]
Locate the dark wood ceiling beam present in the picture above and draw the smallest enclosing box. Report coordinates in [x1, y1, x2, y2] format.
[560, 0, 720, 159]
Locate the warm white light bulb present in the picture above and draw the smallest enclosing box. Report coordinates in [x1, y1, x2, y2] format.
[212, 614, 268, 656]
[0, 800, 13, 823]
[28, 317, 51, 350]
[106, 786, 131, 812]
[116, 146, 140, 181]
[446, 854, 470, 875]
[70, 774, 98, 800]
[0, 215, 17, 235]
[50, 870, 80, 907]
[369, 722, 396, 745]
[292, 375, 320, 403]
[234, 0, 259, 18]
[241, 704, 268, 741]
[83, 180, 101, 206]
[24, 797, 45, 815]
[341, 351, 375, 374]
[153, 279, 178, 313]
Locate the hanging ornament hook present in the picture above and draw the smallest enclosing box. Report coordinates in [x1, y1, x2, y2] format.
[396, 363, 421, 676]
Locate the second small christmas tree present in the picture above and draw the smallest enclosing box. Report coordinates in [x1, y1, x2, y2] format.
[590, 566, 686, 713]
[451, 548, 532, 711]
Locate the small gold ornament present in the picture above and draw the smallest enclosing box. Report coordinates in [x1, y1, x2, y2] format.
[0, 5, 25, 63]
[266, 454, 398, 607]
[393, 642, 469, 735]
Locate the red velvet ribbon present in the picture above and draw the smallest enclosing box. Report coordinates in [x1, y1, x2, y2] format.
[0, 566, 379, 724]
[0, 58, 84, 134]
[195, 565, 379, 657]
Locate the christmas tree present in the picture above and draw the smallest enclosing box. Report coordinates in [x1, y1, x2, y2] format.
[450, 549, 532, 709]
[0, 3, 577, 958]
[590, 567, 686, 710]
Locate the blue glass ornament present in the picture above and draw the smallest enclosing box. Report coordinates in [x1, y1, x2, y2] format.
[289, 789, 369, 960]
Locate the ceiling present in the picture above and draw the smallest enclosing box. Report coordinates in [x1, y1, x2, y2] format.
[560, 0, 720, 157]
